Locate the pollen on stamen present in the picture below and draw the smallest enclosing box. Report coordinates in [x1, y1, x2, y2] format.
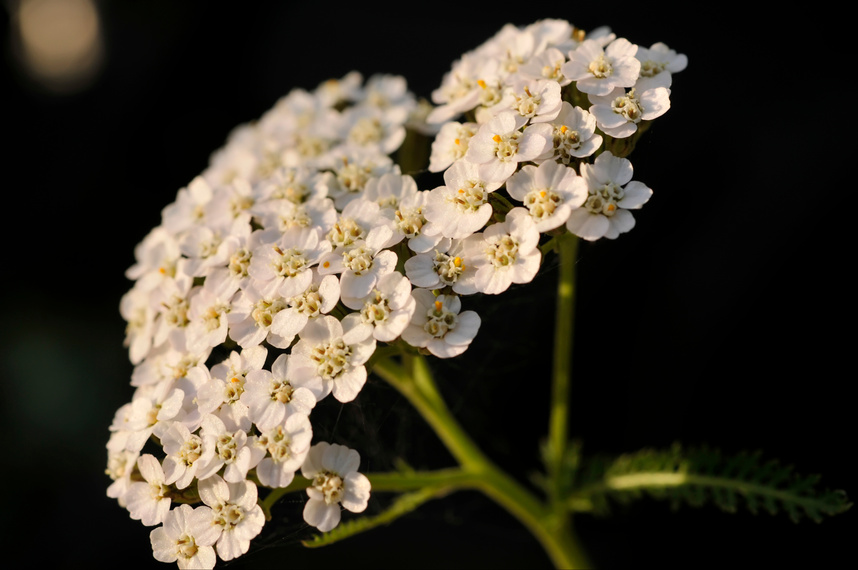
[434, 300, 443, 311]
[477, 79, 487, 89]
[492, 134, 502, 143]
[458, 188, 465, 194]
[323, 261, 330, 268]
[540, 191, 546, 198]
[454, 138, 460, 145]
[560, 125, 568, 133]
[230, 377, 240, 383]
[453, 256, 463, 267]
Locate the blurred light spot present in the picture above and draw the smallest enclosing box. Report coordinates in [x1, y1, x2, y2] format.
[10, 0, 104, 93]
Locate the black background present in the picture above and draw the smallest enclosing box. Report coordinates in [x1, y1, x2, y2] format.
[1, 3, 854, 569]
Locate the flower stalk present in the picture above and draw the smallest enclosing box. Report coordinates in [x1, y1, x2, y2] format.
[547, 231, 579, 500]
[370, 344, 591, 569]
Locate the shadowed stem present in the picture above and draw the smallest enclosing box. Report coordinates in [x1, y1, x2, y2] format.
[371, 352, 591, 569]
[547, 232, 579, 497]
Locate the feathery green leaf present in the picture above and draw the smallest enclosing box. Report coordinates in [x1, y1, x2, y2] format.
[568, 443, 852, 523]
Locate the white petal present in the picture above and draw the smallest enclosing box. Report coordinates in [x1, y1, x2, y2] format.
[331, 368, 366, 403]
[342, 472, 371, 513]
[303, 498, 341, 532]
[566, 210, 609, 241]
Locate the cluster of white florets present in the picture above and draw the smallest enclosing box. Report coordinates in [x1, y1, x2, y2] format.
[107, 18, 684, 569]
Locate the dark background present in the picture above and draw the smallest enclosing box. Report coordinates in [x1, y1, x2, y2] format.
[1, 3, 853, 569]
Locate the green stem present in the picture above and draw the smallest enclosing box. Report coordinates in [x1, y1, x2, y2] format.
[547, 232, 579, 496]
[371, 352, 591, 569]
[372, 355, 486, 470]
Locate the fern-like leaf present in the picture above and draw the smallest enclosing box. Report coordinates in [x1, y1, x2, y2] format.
[568, 443, 852, 523]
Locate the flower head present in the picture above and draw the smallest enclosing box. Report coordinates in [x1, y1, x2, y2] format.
[150, 504, 218, 570]
[565, 151, 653, 241]
[301, 442, 371, 533]
[401, 291, 481, 358]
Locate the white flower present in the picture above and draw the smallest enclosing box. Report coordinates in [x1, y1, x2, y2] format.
[401, 291, 481, 358]
[524, 18, 579, 53]
[251, 165, 325, 205]
[275, 269, 341, 339]
[227, 284, 299, 350]
[150, 504, 219, 570]
[301, 442, 371, 533]
[312, 70, 364, 107]
[130, 341, 205, 388]
[465, 111, 553, 184]
[359, 73, 417, 119]
[340, 104, 408, 155]
[252, 195, 338, 236]
[120, 283, 156, 365]
[544, 102, 602, 164]
[125, 454, 172, 526]
[184, 276, 240, 355]
[634, 42, 688, 92]
[121, 379, 187, 453]
[315, 148, 397, 210]
[403, 239, 469, 291]
[241, 353, 319, 431]
[475, 22, 538, 80]
[565, 151, 652, 241]
[246, 226, 332, 299]
[126, 225, 185, 293]
[317, 225, 398, 300]
[389, 189, 441, 253]
[253, 413, 314, 488]
[506, 160, 588, 232]
[290, 314, 376, 403]
[501, 78, 563, 123]
[588, 86, 670, 138]
[562, 37, 641, 96]
[105, 446, 139, 507]
[203, 177, 256, 234]
[323, 195, 388, 250]
[194, 414, 265, 483]
[156, 420, 214, 490]
[342, 271, 417, 342]
[161, 175, 213, 237]
[197, 475, 266, 562]
[201, 124, 261, 188]
[196, 345, 268, 433]
[517, 46, 572, 86]
[362, 171, 418, 212]
[459, 207, 542, 295]
[149, 273, 195, 354]
[427, 52, 493, 124]
[429, 120, 479, 173]
[422, 158, 502, 240]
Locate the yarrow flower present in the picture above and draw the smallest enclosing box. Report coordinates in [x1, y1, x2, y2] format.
[150, 504, 218, 570]
[565, 151, 653, 240]
[197, 475, 266, 562]
[401, 291, 481, 358]
[289, 314, 376, 403]
[301, 442, 371, 532]
[108, 20, 684, 568]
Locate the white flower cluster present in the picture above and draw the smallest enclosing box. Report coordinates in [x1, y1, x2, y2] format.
[106, 18, 684, 569]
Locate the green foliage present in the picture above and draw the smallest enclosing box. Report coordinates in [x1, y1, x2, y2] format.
[567, 443, 852, 523]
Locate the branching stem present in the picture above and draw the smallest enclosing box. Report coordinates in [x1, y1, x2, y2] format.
[371, 352, 591, 569]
